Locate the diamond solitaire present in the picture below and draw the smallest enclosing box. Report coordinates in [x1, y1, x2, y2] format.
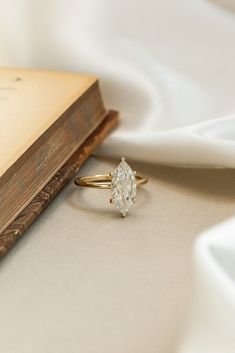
[74, 157, 148, 217]
[110, 157, 137, 217]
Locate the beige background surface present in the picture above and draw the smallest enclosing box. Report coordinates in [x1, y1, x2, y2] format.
[1, 157, 235, 353]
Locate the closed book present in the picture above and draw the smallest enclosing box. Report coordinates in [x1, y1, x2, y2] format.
[0, 68, 118, 255]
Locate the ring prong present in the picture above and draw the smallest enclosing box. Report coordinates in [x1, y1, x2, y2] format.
[120, 211, 127, 218]
[110, 197, 114, 204]
[121, 157, 125, 162]
[134, 170, 137, 175]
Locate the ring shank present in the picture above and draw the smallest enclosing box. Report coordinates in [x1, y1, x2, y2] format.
[74, 174, 148, 189]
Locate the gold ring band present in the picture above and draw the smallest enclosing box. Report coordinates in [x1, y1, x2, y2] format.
[74, 174, 148, 189]
[74, 157, 148, 217]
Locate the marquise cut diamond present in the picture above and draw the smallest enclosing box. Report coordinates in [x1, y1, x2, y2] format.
[111, 157, 136, 217]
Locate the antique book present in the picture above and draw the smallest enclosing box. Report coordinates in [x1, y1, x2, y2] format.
[0, 68, 118, 255]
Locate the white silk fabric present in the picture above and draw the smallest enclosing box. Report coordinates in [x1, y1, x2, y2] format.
[1, 1, 235, 352]
[179, 218, 235, 353]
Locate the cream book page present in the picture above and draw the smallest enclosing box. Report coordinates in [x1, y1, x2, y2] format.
[0, 68, 97, 177]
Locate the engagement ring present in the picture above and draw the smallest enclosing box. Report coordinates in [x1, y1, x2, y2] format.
[74, 157, 148, 217]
